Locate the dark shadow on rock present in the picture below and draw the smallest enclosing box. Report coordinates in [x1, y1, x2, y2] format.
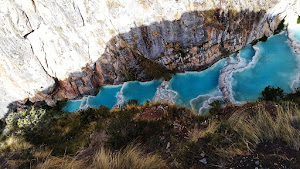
[6, 8, 280, 115]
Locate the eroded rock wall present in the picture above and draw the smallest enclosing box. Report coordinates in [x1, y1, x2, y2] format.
[0, 0, 294, 116]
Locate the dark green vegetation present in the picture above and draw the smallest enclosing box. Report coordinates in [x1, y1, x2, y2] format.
[124, 69, 135, 81]
[274, 18, 286, 34]
[297, 16, 300, 24]
[251, 18, 285, 46]
[139, 56, 174, 81]
[261, 85, 284, 101]
[250, 34, 268, 46]
[0, 87, 299, 168]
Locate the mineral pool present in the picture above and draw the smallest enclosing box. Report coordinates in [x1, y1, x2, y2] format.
[121, 80, 162, 105]
[168, 59, 227, 109]
[231, 33, 299, 102]
[290, 25, 300, 42]
[87, 85, 122, 109]
[64, 31, 300, 113]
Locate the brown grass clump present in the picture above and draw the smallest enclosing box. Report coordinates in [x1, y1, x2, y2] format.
[35, 156, 88, 169]
[93, 145, 167, 169]
[228, 102, 300, 151]
[0, 136, 32, 152]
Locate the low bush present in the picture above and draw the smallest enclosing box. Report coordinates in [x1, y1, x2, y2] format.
[5, 107, 46, 133]
[208, 100, 223, 115]
[24, 106, 111, 155]
[261, 86, 284, 101]
[106, 107, 171, 150]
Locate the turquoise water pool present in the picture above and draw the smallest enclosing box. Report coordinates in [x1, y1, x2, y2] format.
[232, 33, 299, 102]
[168, 59, 227, 108]
[62, 100, 82, 112]
[87, 85, 122, 109]
[63, 32, 300, 113]
[290, 25, 300, 42]
[239, 45, 256, 63]
[121, 80, 162, 105]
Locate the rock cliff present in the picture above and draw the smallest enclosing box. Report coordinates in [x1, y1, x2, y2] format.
[0, 0, 297, 116]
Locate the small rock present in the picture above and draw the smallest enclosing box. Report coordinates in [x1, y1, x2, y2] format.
[166, 142, 170, 149]
[199, 158, 207, 164]
[200, 152, 205, 157]
[2, 128, 10, 135]
[255, 160, 260, 165]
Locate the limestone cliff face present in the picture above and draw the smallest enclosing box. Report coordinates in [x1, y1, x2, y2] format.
[0, 0, 296, 116]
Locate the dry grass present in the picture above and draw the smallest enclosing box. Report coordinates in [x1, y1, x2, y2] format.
[35, 156, 88, 169]
[190, 121, 219, 142]
[93, 145, 167, 169]
[228, 102, 300, 151]
[35, 143, 166, 169]
[0, 136, 32, 152]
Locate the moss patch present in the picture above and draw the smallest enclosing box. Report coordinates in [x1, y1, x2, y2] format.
[124, 69, 135, 81]
[139, 56, 174, 81]
[251, 34, 268, 46]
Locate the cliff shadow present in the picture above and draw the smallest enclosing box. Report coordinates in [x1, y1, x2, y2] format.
[4, 8, 281, 117]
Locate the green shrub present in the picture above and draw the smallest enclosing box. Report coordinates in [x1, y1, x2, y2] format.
[140, 57, 173, 81]
[297, 16, 300, 24]
[124, 69, 135, 81]
[79, 105, 110, 124]
[251, 35, 268, 45]
[261, 86, 284, 101]
[106, 108, 140, 149]
[125, 99, 139, 106]
[274, 19, 285, 34]
[209, 100, 223, 115]
[5, 107, 46, 132]
[23, 106, 111, 155]
[106, 107, 171, 150]
[286, 90, 300, 105]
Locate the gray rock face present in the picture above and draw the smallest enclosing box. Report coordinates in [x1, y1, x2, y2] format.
[0, 0, 296, 116]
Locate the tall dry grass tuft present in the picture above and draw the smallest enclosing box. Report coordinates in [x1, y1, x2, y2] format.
[228, 102, 300, 151]
[190, 121, 219, 142]
[93, 145, 167, 169]
[0, 136, 32, 152]
[35, 156, 88, 169]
